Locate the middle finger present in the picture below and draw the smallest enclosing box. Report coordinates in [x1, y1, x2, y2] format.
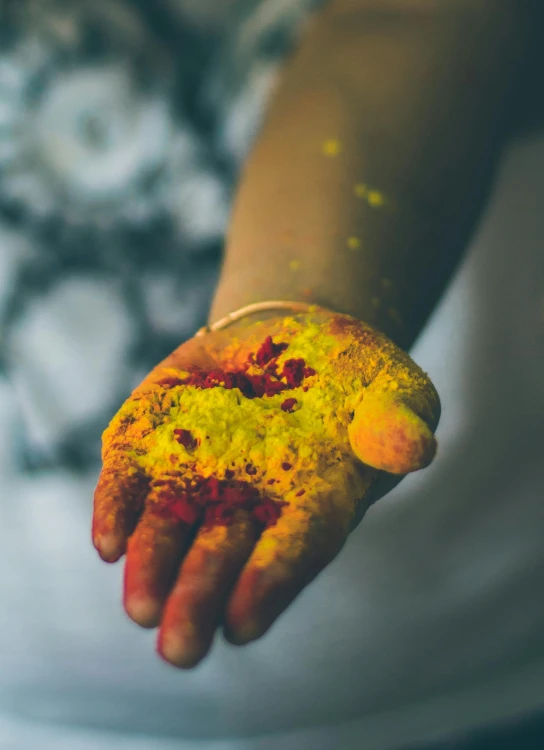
[157, 509, 258, 668]
[123, 489, 194, 628]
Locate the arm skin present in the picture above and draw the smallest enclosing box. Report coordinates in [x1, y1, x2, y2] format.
[209, 0, 533, 351]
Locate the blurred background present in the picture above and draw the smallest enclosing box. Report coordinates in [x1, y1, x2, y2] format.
[1, 1, 544, 749]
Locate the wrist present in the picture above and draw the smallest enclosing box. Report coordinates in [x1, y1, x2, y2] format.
[208, 266, 320, 326]
[201, 299, 328, 337]
[208, 258, 408, 346]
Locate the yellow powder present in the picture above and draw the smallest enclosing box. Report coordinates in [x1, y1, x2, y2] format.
[354, 183, 389, 208]
[347, 236, 361, 250]
[367, 190, 387, 207]
[102, 313, 439, 568]
[322, 139, 342, 157]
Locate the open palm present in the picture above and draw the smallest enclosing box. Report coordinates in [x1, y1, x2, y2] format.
[92, 309, 440, 668]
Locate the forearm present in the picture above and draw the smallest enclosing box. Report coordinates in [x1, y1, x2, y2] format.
[209, 0, 528, 349]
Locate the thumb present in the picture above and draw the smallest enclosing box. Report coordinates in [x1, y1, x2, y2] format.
[348, 390, 438, 475]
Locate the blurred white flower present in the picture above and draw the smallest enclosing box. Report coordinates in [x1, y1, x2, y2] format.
[0, 0, 228, 239]
[8, 275, 135, 451]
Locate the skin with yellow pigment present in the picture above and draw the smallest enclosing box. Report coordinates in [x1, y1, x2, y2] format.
[353, 183, 390, 210]
[93, 308, 440, 667]
[347, 236, 361, 250]
[322, 138, 342, 156]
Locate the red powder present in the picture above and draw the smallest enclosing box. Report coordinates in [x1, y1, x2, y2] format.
[253, 500, 285, 526]
[173, 428, 198, 450]
[245, 463, 257, 475]
[281, 359, 305, 388]
[255, 335, 288, 367]
[281, 398, 297, 413]
[295, 489, 305, 497]
[152, 474, 287, 530]
[267, 478, 276, 485]
[160, 335, 316, 400]
[281, 462, 292, 471]
[169, 495, 200, 525]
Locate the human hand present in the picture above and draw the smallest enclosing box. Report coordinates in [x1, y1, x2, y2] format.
[92, 308, 440, 668]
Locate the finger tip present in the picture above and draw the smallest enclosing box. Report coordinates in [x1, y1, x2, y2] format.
[222, 621, 262, 646]
[389, 428, 438, 473]
[223, 597, 268, 646]
[359, 433, 437, 474]
[124, 596, 162, 629]
[349, 401, 438, 474]
[157, 629, 208, 669]
[93, 532, 125, 563]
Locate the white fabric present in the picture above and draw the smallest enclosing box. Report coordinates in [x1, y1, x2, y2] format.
[1, 133, 544, 749]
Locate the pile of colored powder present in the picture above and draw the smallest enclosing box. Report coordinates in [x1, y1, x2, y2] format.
[103, 319, 378, 555]
[157, 336, 316, 398]
[149, 336, 318, 529]
[152, 473, 288, 530]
